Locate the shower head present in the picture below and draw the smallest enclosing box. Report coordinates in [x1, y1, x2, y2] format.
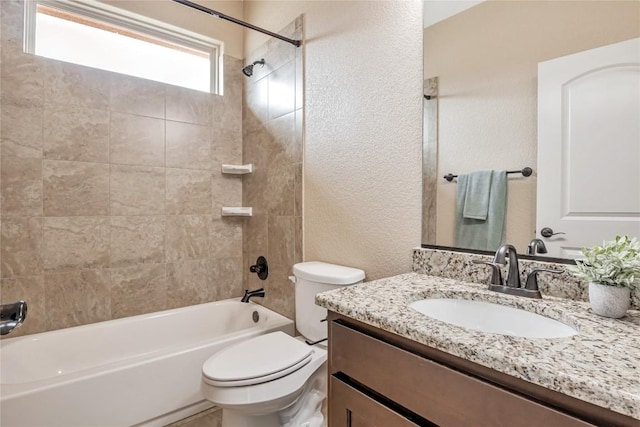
[242, 58, 265, 77]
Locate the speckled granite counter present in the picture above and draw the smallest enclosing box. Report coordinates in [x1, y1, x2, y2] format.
[316, 273, 640, 420]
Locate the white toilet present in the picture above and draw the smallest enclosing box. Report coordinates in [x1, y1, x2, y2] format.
[201, 261, 365, 427]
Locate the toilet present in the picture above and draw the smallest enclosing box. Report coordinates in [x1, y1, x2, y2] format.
[201, 261, 365, 427]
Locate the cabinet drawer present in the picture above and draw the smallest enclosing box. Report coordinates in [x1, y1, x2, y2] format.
[330, 376, 422, 427]
[330, 321, 592, 427]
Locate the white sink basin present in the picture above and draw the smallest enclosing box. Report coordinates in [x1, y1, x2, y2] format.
[409, 298, 577, 339]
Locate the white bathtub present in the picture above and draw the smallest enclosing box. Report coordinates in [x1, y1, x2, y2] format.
[0, 299, 294, 427]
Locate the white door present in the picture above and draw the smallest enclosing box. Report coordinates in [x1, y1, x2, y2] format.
[537, 38, 640, 258]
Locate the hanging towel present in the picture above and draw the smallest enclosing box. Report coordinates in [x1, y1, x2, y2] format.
[462, 170, 493, 220]
[455, 170, 507, 251]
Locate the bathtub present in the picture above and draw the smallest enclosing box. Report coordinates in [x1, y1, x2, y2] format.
[0, 299, 294, 427]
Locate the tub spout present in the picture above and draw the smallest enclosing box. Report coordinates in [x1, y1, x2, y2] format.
[241, 288, 265, 303]
[1, 300, 28, 336]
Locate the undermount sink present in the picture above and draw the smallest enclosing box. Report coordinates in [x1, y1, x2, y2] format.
[409, 298, 578, 339]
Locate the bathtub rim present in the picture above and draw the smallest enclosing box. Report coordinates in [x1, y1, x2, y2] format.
[1, 299, 293, 396]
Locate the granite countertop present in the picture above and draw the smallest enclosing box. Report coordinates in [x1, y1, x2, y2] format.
[316, 273, 640, 420]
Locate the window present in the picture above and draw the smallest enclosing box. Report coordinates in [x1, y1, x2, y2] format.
[24, 0, 222, 93]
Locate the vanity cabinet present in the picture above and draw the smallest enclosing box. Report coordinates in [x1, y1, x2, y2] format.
[327, 312, 635, 427]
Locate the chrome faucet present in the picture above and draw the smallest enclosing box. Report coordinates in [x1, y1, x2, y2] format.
[0, 300, 28, 336]
[493, 244, 521, 288]
[527, 238, 548, 255]
[241, 288, 265, 303]
[474, 245, 562, 299]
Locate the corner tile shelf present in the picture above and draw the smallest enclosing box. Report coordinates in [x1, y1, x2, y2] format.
[221, 164, 253, 175]
[221, 207, 252, 217]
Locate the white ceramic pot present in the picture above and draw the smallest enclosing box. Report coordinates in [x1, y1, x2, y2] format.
[588, 282, 631, 318]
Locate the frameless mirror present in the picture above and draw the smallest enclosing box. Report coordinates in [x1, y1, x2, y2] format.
[422, 0, 640, 259]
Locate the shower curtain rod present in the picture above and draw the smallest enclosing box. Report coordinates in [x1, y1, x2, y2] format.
[171, 0, 302, 47]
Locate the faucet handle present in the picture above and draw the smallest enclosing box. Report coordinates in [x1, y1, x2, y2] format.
[473, 260, 503, 286]
[525, 268, 563, 291]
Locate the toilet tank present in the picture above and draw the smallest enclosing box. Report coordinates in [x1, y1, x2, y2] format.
[293, 262, 365, 343]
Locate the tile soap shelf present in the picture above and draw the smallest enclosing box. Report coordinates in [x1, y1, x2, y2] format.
[221, 207, 252, 217]
[220, 163, 253, 217]
[221, 164, 253, 175]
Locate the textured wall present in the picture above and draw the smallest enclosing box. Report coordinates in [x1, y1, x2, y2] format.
[242, 17, 303, 321]
[0, 0, 244, 337]
[244, 1, 424, 281]
[425, 1, 640, 251]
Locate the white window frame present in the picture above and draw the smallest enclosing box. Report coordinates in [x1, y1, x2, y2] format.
[24, 0, 223, 94]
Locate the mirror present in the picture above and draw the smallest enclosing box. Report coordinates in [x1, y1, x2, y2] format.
[422, 0, 640, 259]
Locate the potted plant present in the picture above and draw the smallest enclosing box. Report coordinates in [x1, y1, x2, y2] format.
[570, 236, 640, 318]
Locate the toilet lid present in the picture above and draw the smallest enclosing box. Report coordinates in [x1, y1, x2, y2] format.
[202, 332, 313, 387]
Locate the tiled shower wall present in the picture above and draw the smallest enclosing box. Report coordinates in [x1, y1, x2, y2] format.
[0, 0, 245, 337]
[243, 17, 303, 321]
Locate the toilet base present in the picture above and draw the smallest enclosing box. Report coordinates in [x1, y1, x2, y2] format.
[219, 364, 327, 427]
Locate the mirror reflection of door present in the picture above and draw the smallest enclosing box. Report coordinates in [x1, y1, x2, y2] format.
[537, 38, 640, 258]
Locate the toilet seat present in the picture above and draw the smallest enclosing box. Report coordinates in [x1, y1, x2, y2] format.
[201, 338, 327, 416]
[202, 332, 313, 387]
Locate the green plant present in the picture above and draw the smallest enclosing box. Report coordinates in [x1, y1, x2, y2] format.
[570, 235, 640, 288]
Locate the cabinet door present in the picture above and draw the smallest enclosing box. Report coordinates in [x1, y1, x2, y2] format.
[329, 376, 423, 427]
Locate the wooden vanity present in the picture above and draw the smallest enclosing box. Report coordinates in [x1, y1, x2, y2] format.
[327, 312, 638, 427]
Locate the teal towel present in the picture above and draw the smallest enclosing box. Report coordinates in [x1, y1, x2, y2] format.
[455, 170, 507, 251]
[462, 170, 493, 220]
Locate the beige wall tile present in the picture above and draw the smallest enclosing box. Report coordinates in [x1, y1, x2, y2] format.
[268, 216, 295, 267]
[110, 74, 165, 119]
[0, 0, 24, 44]
[110, 263, 167, 319]
[268, 60, 296, 120]
[223, 57, 243, 102]
[295, 216, 302, 264]
[110, 165, 164, 215]
[243, 213, 268, 256]
[213, 257, 243, 300]
[43, 106, 109, 162]
[211, 218, 243, 259]
[44, 61, 110, 109]
[1, 155, 42, 216]
[0, 51, 44, 108]
[212, 175, 242, 212]
[166, 121, 211, 170]
[166, 86, 211, 125]
[110, 112, 164, 166]
[266, 160, 295, 216]
[45, 269, 111, 330]
[243, 77, 269, 132]
[294, 162, 302, 218]
[0, 275, 46, 337]
[166, 215, 212, 262]
[166, 258, 215, 308]
[43, 160, 109, 216]
[110, 216, 165, 268]
[1, 217, 42, 278]
[295, 53, 303, 111]
[1, 104, 43, 158]
[43, 217, 109, 272]
[260, 263, 294, 321]
[166, 168, 212, 215]
[211, 127, 242, 166]
[268, 111, 299, 164]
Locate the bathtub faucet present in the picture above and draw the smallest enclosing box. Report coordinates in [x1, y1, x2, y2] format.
[241, 288, 265, 303]
[1, 300, 28, 336]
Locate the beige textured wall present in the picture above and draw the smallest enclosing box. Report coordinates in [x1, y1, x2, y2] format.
[244, 1, 424, 281]
[99, 0, 245, 59]
[425, 0, 640, 251]
[0, 0, 244, 337]
[242, 17, 303, 321]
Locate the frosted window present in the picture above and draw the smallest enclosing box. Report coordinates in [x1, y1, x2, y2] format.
[27, 3, 219, 93]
